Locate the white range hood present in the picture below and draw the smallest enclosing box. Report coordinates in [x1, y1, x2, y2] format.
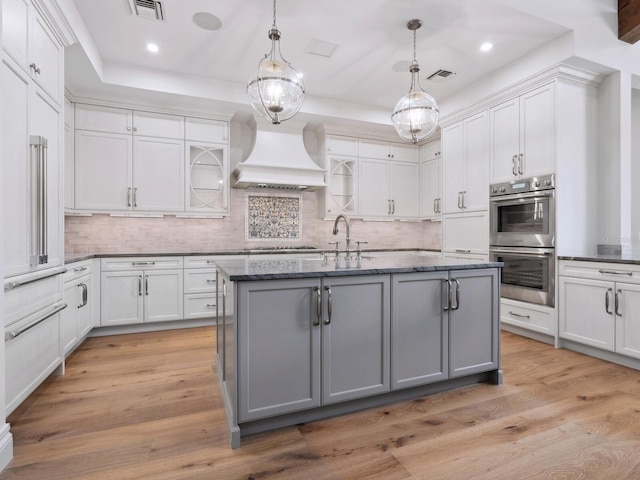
[232, 116, 326, 191]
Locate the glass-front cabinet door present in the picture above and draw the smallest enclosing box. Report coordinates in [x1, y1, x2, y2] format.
[326, 156, 357, 216]
[185, 142, 228, 215]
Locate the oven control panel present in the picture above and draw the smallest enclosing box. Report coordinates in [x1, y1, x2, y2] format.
[489, 174, 554, 197]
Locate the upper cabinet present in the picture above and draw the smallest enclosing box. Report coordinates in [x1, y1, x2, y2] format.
[2, 0, 63, 104]
[420, 140, 441, 220]
[489, 84, 555, 183]
[359, 158, 420, 219]
[70, 103, 229, 216]
[318, 134, 358, 218]
[359, 138, 419, 163]
[441, 111, 489, 215]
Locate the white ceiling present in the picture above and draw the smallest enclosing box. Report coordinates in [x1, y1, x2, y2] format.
[66, 0, 570, 122]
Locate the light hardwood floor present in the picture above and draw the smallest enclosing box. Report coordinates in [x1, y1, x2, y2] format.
[1, 326, 640, 479]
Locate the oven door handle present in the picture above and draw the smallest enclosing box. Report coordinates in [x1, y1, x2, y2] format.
[490, 190, 552, 202]
[490, 248, 553, 256]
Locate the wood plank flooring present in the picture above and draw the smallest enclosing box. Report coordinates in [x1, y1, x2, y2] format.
[2, 327, 640, 479]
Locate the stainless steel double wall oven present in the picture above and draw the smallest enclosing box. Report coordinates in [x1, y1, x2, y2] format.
[489, 175, 555, 307]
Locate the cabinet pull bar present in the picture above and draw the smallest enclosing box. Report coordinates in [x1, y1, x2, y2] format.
[605, 288, 612, 314]
[73, 266, 88, 272]
[132, 261, 155, 266]
[324, 286, 332, 324]
[138, 276, 142, 296]
[455, 249, 471, 253]
[206, 279, 216, 283]
[451, 278, 461, 310]
[462, 191, 467, 209]
[433, 198, 438, 214]
[391, 199, 395, 214]
[5, 302, 67, 341]
[206, 304, 216, 308]
[29, 63, 41, 74]
[615, 289, 622, 316]
[206, 260, 217, 264]
[133, 187, 138, 207]
[145, 275, 149, 295]
[314, 286, 321, 326]
[127, 187, 132, 207]
[518, 154, 524, 175]
[442, 279, 451, 311]
[508, 311, 530, 319]
[4, 266, 66, 291]
[598, 269, 633, 276]
[512, 155, 518, 176]
[79, 283, 88, 308]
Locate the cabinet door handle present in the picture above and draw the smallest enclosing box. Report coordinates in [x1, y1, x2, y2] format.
[512, 155, 518, 176]
[324, 286, 332, 324]
[508, 311, 530, 319]
[206, 279, 216, 284]
[442, 279, 451, 311]
[598, 269, 632, 276]
[133, 187, 138, 207]
[518, 153, 524, 175]
[605, 288, 612, 314]
[391, 199, 395, 214]
[138, 276, 142, 296]
[145, 275, 149, 295]
[462, 191, 467, 209]
[615, 289, 622, 316]
[451, 278, 461, 311]
[314, 286, 321, 326]
[206, 304, 216, 308]
[433, 198, 438, 214]
[437, 198, 441, 214]
[457, 192, 462, 209]
[127, 187, 132, 207]
[387, 199, 392, 214]
[78, 283, 88, 308]
[29, 63, 41, 74]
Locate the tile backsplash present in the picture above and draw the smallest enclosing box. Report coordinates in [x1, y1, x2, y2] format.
[246, 193, 301, 241]
[65, 189, 441, 253]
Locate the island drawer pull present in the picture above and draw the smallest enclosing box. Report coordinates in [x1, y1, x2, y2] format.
[615, 289, 622, 316]
[451, 278, 460, 311]
[598, 269, 632, 276]
[324, 286, 332, 324]
[442, 279, 451, 311]
[314, 286, 321, 326]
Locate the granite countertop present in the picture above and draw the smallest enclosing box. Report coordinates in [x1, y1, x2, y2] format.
[64, 248, 441, 265]
[558, 249, 640, 265]
[215, 254, 502, 281]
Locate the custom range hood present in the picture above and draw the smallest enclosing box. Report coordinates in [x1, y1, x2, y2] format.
[232, 116, 326, 191]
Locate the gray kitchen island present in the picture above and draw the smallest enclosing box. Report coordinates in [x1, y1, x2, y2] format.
[214, 254, 502, 448]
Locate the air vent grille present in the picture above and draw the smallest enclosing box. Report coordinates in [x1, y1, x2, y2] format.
[128, 0, 164, 20]
[426, 69, 456, 81]
[253, 184, 308, 191]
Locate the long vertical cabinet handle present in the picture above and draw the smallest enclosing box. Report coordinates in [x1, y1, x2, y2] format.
[462, 192, 467, 209]
[512, 155, 518, 176]
[30, 136, 48, 265]
[392, 199, 395, 214]
[145, 275, 149, 295]
[433, 198, 438, 214]
[451, 278, 461, 310]
[615, 289, 622, 316]
[138, 276, 143, 296]
[442, 279, 452, 311]
[518, 154, 524, 175]
[127, 187, 132, 207]
[78, 283, 88, 308]
[457, 192, 462, 209]
[324, 286, 332, 324]
[605, 288, 612, 314]
[314, 286, 321, 326]
[133, 187, 138, 207]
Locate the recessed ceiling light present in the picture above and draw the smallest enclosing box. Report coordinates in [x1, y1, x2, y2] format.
[193, 12, 222, 31]
[480, 42, 493, 52]
[147, 42, 159, 53]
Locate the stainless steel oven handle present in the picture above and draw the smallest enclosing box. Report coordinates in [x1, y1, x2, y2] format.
[490, 190, 552, 202]
[490, 248, 553, 256]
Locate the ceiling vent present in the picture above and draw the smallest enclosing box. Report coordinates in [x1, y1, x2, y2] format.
[426, 69, 456, 82]
[128, 0, 164, 20]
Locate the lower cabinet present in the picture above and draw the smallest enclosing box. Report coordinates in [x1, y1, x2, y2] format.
[559, 260, 640, 360]
[237, 275, 390, 422]
[392, 269, 499, 388]
[100, 257, 183, 326]
[62, 260, 96, 355]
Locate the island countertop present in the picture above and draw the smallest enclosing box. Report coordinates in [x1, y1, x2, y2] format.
[215, 254, 502, 281]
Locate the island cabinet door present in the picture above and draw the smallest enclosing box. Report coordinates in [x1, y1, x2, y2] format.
[448, 268, 500, 378]
[321, 275, 391, 405]
[237, 278, 321, 422]
[391, 272, 449, 390]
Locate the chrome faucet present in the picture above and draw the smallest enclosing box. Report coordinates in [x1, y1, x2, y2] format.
[332, 214, 351, 257]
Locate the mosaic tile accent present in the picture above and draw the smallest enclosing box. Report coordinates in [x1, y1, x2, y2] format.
[246, 193, 301, 241]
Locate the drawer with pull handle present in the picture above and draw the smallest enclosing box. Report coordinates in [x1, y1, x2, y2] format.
[559, 260, 640, 283]
[101, 256, 183, 271]
[500, 298, 555, 335]
[184, 268, 217, 294]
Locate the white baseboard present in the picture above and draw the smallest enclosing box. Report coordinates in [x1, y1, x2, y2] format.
[0, 423, 13, 473]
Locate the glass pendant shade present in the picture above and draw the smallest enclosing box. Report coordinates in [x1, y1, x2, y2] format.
[392, 65, 439, 143]
[392, 19, 439, 144]
[248, 27, 304, 124]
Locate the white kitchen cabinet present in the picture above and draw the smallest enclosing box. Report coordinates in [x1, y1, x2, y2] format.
[64, 96, 75, 210]
[100, 257, 183, 326]
[359, 138, 418, 162]
[501, 298, 555, 337]
[318, 133, 359, 219]
[442, 211, 489, 256]
[2, 0, 63, 104]
[420, 140, 441, 220]
[441, 111, 489, 214]
[489, 84, 554, 183]
[74, 104, 185, 212]
[184, 141, 228, 215]
[185, 117, 228, 143]
[62, 260, 95, 355]
[559, 261, 640, 360]
[2, 56, 63, 277]
[325, 134, 358, 156]
[183, 257, 218, 319]
[359, 159, 420, 218]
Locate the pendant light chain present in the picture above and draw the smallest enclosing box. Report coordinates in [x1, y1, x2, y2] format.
[412, 27, 418, 65]
[272, 0, 277, 30]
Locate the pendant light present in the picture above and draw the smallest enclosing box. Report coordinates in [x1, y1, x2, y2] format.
[247, 0, 305, 125]
[391, 19, 439, 144]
